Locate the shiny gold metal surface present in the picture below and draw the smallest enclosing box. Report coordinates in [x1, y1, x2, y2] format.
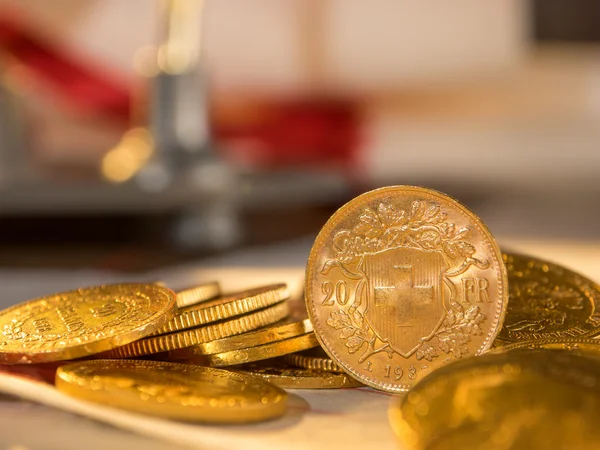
[56, 359, 287, 423]
[236, 363, 363, 389]
[389, 350, 600, 450]
[175, 282, 221, 308]
[99, 301, 289, 358]
[493, 337, 600, 355]
[284, 348, 345, 373]
[151, 284, 289, 335]
[499, 253, 600, 342]
[206, 333, 319, 367]
[172, 319, 314, 357]
[306, 186, 507, 392]
[0, 284, 177, 364]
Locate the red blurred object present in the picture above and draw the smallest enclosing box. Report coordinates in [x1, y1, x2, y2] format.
[0, 10, 131, 122]
[214, 100, 361, 169]
[0, 9, 360, 169]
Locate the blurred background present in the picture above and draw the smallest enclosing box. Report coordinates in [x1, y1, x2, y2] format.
[0, 0, 599, 272]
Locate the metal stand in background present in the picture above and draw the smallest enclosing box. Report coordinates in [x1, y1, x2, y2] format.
[0, 0, 348, 251]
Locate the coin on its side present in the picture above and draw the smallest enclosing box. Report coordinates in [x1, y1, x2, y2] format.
[389, 350, 600, 450]
[100, 300, 289, 359]
[284, 348, 345, 373]
[175, 282, 221, 308]
[0, 284, 177, 364]
[56, 359, 287, 423]
[306, 186, 507, 392]
[171, 318, 314, 357]
[236, 363, 363, 389]
[151, 284, 289, 335]
[206, 333, 319, 367]
[498, 253, 600, 342]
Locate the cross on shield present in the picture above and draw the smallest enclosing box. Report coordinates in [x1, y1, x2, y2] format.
[362, 247, 447, 357]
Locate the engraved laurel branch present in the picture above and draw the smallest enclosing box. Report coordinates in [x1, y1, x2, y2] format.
[322, 201, 489, 363]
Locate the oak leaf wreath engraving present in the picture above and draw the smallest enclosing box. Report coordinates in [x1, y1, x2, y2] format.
[321, 201, 489, 363]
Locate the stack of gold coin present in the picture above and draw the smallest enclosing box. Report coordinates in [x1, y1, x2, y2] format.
[3, 185, 600, 438]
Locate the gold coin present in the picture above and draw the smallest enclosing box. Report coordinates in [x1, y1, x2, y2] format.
[284, 348, 345, 373]
[306, 186, 507, 392]
[56, 359, 287, 423]
[151, 284, 289, 335]
[175, 282, 221, 308]
[206, 333, 319, 367]
[0, 284, 177, 364]
[498, 253, 600, 342]
[235, 363, 363, 389]
[171, 318, 314, 356]
[100, 300, 289, 358]
[389, 350, 600, 450]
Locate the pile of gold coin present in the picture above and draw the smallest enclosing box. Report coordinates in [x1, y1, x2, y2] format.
[2, 185, 600, 445]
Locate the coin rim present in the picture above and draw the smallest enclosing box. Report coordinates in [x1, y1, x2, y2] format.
[207, 332, 319, 367]
[100, 301, 290, 358]
[235, 365, 363, 389]
[305, 185, 508, 392]
[151, 284, 289, 335]
[182, 318, 314, 356]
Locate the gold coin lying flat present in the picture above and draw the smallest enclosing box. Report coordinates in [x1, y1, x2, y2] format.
[56, 359, 287, 423]
[171, 318, 314, 357]
[498, 253, 600, 342]
[284, 348, 345, 373]
[0, 284, 177, 364]
[236, 363, 363, 389]
[100, 301, 289, 359]
[306, 186, 507, 392]
[151, 284, 289, 335]
[176, 282, 221, 308]
[390, 350, 600, 450]
[206, 332, 319, 367]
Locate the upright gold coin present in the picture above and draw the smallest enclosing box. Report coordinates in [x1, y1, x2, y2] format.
[100, 300, 289, 358]
[306, 186, 507, 392]
[176, 282, 221, 308]
[206, 332, 319, 367]
[56, 359, 287, 423]
[498, 253, 600, 342]
[389, 350, 600, 450]
[0, 284, 177, 364]
[236, 363, 363, 389]
[151, 284, 289, 335]
[284, 348, 345, 373]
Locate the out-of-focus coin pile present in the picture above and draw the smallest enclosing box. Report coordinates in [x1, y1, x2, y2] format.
[1, 185, 600, 447]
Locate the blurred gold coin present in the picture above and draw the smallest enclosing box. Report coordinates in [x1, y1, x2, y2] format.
[0, 284, 177, 364]
[171, 318, 314, 357]
[306, 186, 507, 392]
[206, 332, 319, 367]
[175, 282, 221, 308]
[235, 363, 362, 389]
[56, 359, 287, 423]
[499, 253, 600, 342]
[284, 348, 345, 373]
[389, 350, 600, 450]
[151, 284, 289, 335]
[100, 300, 289, 358]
